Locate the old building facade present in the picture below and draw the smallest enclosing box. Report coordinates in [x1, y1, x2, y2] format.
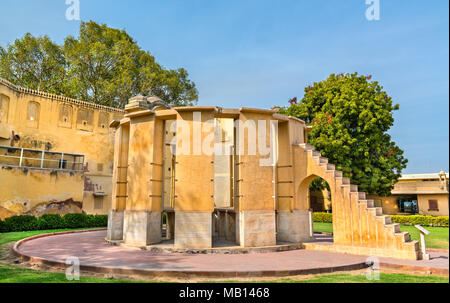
[0, 78, 124, 219]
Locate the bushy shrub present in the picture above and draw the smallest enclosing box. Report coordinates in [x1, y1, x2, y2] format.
[3, 215, 40, 232]
[313, 212, 333, 223]
[38, 214, 66, 230]
[390, 215, 449, 227]
[93, 215, 108, 227]
[0, 219, 6, 232]
[63, 213, 89, 228]
[0, 213, 108, 233]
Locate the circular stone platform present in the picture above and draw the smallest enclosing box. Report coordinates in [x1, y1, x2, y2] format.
[13, 230, 370, 278]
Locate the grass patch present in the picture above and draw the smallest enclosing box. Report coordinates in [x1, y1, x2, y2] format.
[313, 222, 449, 249]
[0, 264, 140, 283]
[313, 222, 333, 234]
[214, 273, 449, 283]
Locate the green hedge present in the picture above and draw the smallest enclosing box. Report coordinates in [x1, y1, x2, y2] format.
[0, 213, 108, 233]
[390, 215, 449, 227]
[313, 212, 449, 227]
[313, 212, 333, 223]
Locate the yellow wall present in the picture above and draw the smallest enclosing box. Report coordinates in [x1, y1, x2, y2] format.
[0, 167, 83, 219]
[418, 194, 449, 216]
[0, 78, 124, 217]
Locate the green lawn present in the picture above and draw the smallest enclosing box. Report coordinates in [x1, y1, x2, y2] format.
[313, 222, 449, 249]
[215, 273, 448, 283]
[0, 228, 448, 283]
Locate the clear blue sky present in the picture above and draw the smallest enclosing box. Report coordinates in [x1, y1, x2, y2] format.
[0, 0, 448, 174]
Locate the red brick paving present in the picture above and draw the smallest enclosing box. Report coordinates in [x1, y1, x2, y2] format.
[14, 230, 449, 277]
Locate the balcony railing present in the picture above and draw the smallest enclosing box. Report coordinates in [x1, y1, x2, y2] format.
[0, 145, 84, 172]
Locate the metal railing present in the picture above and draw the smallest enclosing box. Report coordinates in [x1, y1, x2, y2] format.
[0, 145, 85, 172]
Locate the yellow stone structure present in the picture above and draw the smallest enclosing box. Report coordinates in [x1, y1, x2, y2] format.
[0, 77, 124, 219]
[108, 96, 421, 260]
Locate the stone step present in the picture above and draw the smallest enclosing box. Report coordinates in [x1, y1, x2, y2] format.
[396, 232, 410, 242]
[334, 170, 343, 178]
[350, 184, 358, 192]
[319, 157, 328, 164]
[367, 207, 383, 216]
[358, 192, 366, 199]
[341, 177, 350, 184]
[386, 223, 401, 233]
[327, 170, 341, 178]
[326, 163, 335, 171]
[299, 143, 314, 151]
[358, 200, 374, 209]
[376, 215, 392, 225]
[309, 150, 321, 158]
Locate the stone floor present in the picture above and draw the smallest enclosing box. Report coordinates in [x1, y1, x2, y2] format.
[14, 230, 449, 278]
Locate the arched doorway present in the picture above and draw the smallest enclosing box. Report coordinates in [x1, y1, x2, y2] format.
[297, 174, 334, 243]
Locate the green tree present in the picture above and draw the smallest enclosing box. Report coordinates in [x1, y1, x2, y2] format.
[0, 21, 198, 108]
[0, 33, 66, 94]
[63, 21, 198, 108]
[280, 73, 407, 196]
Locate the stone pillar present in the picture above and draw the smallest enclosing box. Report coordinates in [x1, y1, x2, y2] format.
[123, 210, 161, 245]
[107, 119, 129, 241]
[173, 109, 216, 248]
[121, 96, 163, 246]
[236, 110, 277, 247]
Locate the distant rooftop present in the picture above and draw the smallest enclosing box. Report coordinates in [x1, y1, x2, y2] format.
[399, 172, 449, 180]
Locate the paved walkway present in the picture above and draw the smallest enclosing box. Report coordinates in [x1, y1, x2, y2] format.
[13, 230, 449, 278]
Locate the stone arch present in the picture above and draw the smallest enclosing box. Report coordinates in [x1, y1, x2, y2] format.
[0, 94, 10, 123]
[58, 104, 73, 128]
[26, 101, 40, 128]
[297, 172, 336, 211]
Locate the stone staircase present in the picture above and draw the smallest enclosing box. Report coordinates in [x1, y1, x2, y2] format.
[297, 143, 420, 260]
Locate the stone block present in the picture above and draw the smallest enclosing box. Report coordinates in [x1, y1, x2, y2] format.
[106, 210, 124, 241]
[238, 210, 276, 247]
[175, 211, 212, 248]
[123, 210, 161, 246]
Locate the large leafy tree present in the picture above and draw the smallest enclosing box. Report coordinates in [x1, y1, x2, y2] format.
[0, 21, 198, 108]
[0, 33, 66, 94]
[280, 73, 407, 196]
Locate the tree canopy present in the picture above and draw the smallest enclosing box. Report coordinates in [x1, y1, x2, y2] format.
[280, 73, 407, 196]
[0, 21, 198, 108]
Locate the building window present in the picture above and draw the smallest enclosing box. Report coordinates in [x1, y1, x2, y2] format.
[428, 200, 439, 211]
[94, 196, 103, 210]
[397, 196, 418, 214]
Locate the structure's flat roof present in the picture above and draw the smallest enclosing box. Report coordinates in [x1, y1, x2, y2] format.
[399, 173, 449, 180]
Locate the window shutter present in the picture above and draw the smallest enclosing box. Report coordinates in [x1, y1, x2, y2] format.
[428, 200, 439, 211]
